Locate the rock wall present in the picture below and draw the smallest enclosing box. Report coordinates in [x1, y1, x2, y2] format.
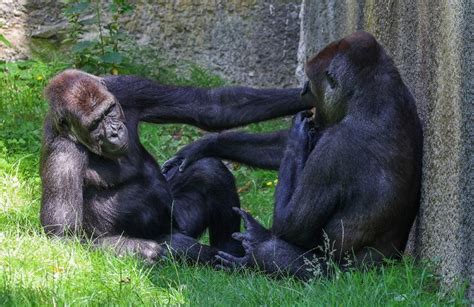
[0, 0, 301, 87]
[0, 0, 65, 60]
[298, 0, 473, 298]
[125, 0, 301, 87]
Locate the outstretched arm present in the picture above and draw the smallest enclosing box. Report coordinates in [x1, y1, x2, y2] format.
[162, 130, 289, 174]
[103, 75, 312, 131]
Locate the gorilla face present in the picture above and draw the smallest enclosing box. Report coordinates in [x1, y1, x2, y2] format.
[45, 69, 129, 159]
[72, 95, 129, 159]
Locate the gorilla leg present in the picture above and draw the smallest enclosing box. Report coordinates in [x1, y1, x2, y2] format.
[165, 158, 243, 257]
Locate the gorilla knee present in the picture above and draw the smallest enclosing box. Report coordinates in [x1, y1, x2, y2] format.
[182, 158, 235, 187]
[200, 158, 236, 188]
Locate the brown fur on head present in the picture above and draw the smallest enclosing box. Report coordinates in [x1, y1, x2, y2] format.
[45, 69, 110, 126]
[303, 31, 383, 125]
[305, 31, 380, 82]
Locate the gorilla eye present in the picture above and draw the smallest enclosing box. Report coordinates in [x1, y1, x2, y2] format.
[89, 119, 101, 131]
[325, 71, 337, 89]
[105, 103, 116, 115]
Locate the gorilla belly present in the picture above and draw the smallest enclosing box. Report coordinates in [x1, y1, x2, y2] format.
[83, 181, 171, 238]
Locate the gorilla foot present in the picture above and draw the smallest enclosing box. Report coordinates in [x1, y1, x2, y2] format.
[215, 207, 271, 270]
[94, 236, 167, 264]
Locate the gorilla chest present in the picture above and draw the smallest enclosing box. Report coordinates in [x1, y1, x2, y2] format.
[82, 154, 167, 205]
[84, 155, 141, 189]
[82, 155, 169, 235]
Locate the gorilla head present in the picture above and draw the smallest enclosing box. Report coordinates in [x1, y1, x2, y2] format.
[304, 31, 383, 125]
[45, 70, 128, 159]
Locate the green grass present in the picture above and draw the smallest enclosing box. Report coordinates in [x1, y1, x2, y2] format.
[0, 60, 469, 306]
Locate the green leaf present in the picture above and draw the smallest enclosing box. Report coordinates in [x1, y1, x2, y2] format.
[17, 62, 30, 70]
[100, 52, 123, 64]
[0, 34, 12, 48]
[71, 40, 96, 53]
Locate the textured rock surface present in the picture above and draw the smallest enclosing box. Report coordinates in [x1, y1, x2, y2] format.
[298, 0, 473, 298]
[124, 0, 301, 87]
[0, 0, 301, 87]
[0, 0, 64, 60]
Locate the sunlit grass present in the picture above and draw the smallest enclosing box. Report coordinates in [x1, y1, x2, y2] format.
[0, 60, 469, 306]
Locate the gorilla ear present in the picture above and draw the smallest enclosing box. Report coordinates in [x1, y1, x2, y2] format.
[342, 31, 380, 68]
[51, 116, 72, 138]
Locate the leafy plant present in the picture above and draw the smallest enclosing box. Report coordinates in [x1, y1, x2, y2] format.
[62, 0, 134, 74]
[0, 34, 12, 48]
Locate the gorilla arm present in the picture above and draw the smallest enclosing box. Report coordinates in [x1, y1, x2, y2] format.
[40, 125, 87, 236]
[103, 75, 311, 131]
[162, 111, 319, 175]
[162, 130, 289, 174]
[274, 111, 320, 214]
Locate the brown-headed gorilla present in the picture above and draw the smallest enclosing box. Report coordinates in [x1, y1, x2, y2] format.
[40, 69, 312, 263]
[164, 31, 423, 278]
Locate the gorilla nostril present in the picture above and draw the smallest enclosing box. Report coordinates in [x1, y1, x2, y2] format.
[108, 127, 118, 138]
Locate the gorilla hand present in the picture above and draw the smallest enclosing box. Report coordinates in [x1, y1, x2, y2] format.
[215, 207, 271, 270]
[290, 111, 318, 158]
[162, 134, 217, 176]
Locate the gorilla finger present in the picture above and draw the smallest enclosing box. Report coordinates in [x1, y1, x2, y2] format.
[232, 233, 253, 253]
[232, 232, 250, 242]
[216, 251, 245, 267]
[232, 207, 260, 231]
[241, 240, 254, 253]
[178, 158, 193, 172]
[162, 157, 182, 173]
[162, 165, 180, 181]
[163, 156, 180, 167]
[161, 163, 171, 173]
[232, 207, 252, 224]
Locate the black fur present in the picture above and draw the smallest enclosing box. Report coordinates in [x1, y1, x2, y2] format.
[169, 32, 423, 278]
[40, 70, 311, 263]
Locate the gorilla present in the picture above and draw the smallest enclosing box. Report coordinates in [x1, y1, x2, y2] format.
[40, 69, 312, 263]
[164, 31, 423, 278]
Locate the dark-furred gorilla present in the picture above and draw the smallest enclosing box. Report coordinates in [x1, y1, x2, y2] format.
[165, 31, 423, 278]
[40, 69, 312, 263]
